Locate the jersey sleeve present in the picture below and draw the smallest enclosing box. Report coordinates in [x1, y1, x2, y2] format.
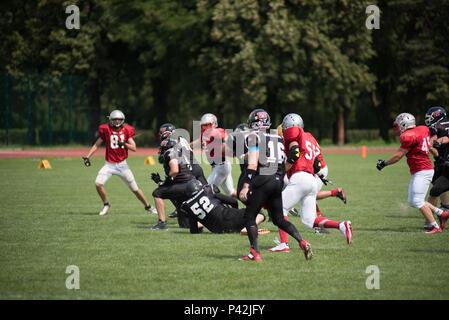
[126, 126, 135, 140]
[98, 125, 107, 140]
[283, 127, 303, 151]
[399, 133, 415, 151]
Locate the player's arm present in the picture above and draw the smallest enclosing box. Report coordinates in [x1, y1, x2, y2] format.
[215, 193, 239, 208]
[433, 136, 449, 148]
[168, 158, 179, 178]
[285, 141, 299, 172]
[121, 137, 136, 152]
[376, 148, 408, 171]
[239, 143, 259, 202]
[83, 137, 103, 166]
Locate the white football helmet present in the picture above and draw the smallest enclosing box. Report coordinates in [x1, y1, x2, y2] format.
[282, 113, 304, 131]
[108, 110, 125, 128]
[394, 113, 416, 133]
[200, 113, 218, 129]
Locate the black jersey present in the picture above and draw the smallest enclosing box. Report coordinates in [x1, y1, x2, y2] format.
[227, 130, 250, 172]
[430, 121, 449, 161]
[180, 184, 242, 233]
[162, 146, 194, 183]
[245, 130, 286, 177]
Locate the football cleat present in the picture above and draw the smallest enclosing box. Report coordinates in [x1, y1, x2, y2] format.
[268, 238, 290, 252]
[423, 220, 433, 231]
[150, 220, 168, 230]
[438, 211, 448, 230]
[168, 210, 178, 218]
[239, 248, 261, 261]
[289, 207, 299, 217]
[314, 227, 330, 234]
[99, 204, 111, 216]
[424, 227, 442, 234]
[299, 240, 313, 261]
[145, 206, 157, 214]
[240, 228, 271, 236]
[336, 188, 346, 204]
[339, 221, 353, 244]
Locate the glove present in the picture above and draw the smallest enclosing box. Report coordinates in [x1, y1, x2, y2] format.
[376, 159, 386, 171]
[82, 157, 91, 167]
[118, 141, 126, 147]
[433, 140, 441, 149]
[318, 174, 333, 185]
[151, 173, 162, 184]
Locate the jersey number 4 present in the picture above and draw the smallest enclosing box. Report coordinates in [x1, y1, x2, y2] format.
[190, 196, 214, 219]
[110, 134, 125, 149]
[421, 137, 431, 154]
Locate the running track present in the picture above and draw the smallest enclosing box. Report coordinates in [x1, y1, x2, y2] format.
[0, 147, 397, 159]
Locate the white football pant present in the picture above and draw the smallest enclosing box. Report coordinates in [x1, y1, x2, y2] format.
[207, 161, 234, 196]
[95, 160, 139, 192]
[408, 169, 434, 209]
[282, 171, 318, 229]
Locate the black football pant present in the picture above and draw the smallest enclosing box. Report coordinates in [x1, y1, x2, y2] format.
[243, 174, 303, 252]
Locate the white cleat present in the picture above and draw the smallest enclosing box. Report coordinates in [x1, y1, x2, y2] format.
[99, 204, 111, 216]
[268, 238, 290, 252]
[339, 221, 353, 244]
[145, 206, 158, 214]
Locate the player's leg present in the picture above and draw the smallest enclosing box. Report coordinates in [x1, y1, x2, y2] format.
[221, 162, 236, 197]
[151, 186, 171, 230]
[95, 164, 114, 215]
[119, 167, 156, 213]
[267, 177, 313, 260]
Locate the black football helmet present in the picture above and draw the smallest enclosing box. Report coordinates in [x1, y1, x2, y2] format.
[185, 179, 203, 197]
[425, 106, 446, 126]
[159, 138, 177, 155]
[158, 123, 176, 141]
[248, 108, 271, 130]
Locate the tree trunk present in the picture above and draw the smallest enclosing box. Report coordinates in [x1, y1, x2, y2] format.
[337, 109, 345, 146]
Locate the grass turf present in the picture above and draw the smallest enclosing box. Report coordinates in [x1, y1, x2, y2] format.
[0, 152, 448, 300]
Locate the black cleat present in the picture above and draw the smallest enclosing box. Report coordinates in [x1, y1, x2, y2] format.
[150, 220, 168, 230]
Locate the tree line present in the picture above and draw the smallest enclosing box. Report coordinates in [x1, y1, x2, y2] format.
[1, 0, 448, 145]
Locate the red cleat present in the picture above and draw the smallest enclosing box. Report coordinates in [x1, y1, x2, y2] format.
[336, 188, 346, 204]
[299, 240, 313, 261]
[438, 211, 448, 230]
[424, 227, 442, 234]
[339, 221, 353, 244]
[239, 248, 261, 261]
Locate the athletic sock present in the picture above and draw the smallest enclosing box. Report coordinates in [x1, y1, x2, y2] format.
[434, 208, 444, 216]
[313, 216, 340, 229]
[330, 189, 338, 197]
[104, 202, 110, 207]
[279, 216, 289, 243]
[316, 204, 322, 217]
[431, 221, 440, 229]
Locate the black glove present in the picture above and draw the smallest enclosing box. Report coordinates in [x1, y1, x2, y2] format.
[118, 141, 126, 147]
[376, 159, 386, 171]
[82, 157, 91, 167]
[151, 173, 162, 184]
[318, 174, 333, 185]
[433, 140, 441, 149]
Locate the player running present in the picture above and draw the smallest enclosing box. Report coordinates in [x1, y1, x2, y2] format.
[238, 109, 313, 261]
[191, 113, 236, 197]
[268, 113, 352, 253]
[377, 112, 448, 234]
[83, 109, 157, 215]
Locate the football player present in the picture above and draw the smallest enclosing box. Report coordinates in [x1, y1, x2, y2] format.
[191, 113, 236, 197]
[377, 113, 448, 233]
[424, 107, 449, 229]
[269, 113, 352, 254]
[83, 109, 157, 216]
[238, 109, 313, 261]
[150, 138, 195, 230]
[180, 179, 267, 234]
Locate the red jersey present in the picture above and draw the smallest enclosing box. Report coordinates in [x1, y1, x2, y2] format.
[399, 125, 433, 174]
[98, 123, 135, 163]
[201, 127, 228, 165]
[283, 127, 320, 178]
[307, 131, 326, 170]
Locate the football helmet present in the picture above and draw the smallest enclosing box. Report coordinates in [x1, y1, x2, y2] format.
[248, 108, 271, 130]
[235, 123, 249, 132]
[159, 138, 177, 155]
[394, 113, 416, 133]
[425, 106, 447, 126]
[159, 123, 176, 141]
[185, 179, 203, 197]
[282, 113, 304, 131]
[200, 113, 218, 131]
[108, 110, 125, 128]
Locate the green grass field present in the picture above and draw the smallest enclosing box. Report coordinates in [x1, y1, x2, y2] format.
[1, 152, 448, 300]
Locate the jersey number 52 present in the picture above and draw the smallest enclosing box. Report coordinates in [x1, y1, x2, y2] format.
[190, 196, 214, 219]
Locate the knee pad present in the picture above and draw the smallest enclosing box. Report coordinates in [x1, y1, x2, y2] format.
[301, 214, 315, 229]
[408, 197, 424, 209]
